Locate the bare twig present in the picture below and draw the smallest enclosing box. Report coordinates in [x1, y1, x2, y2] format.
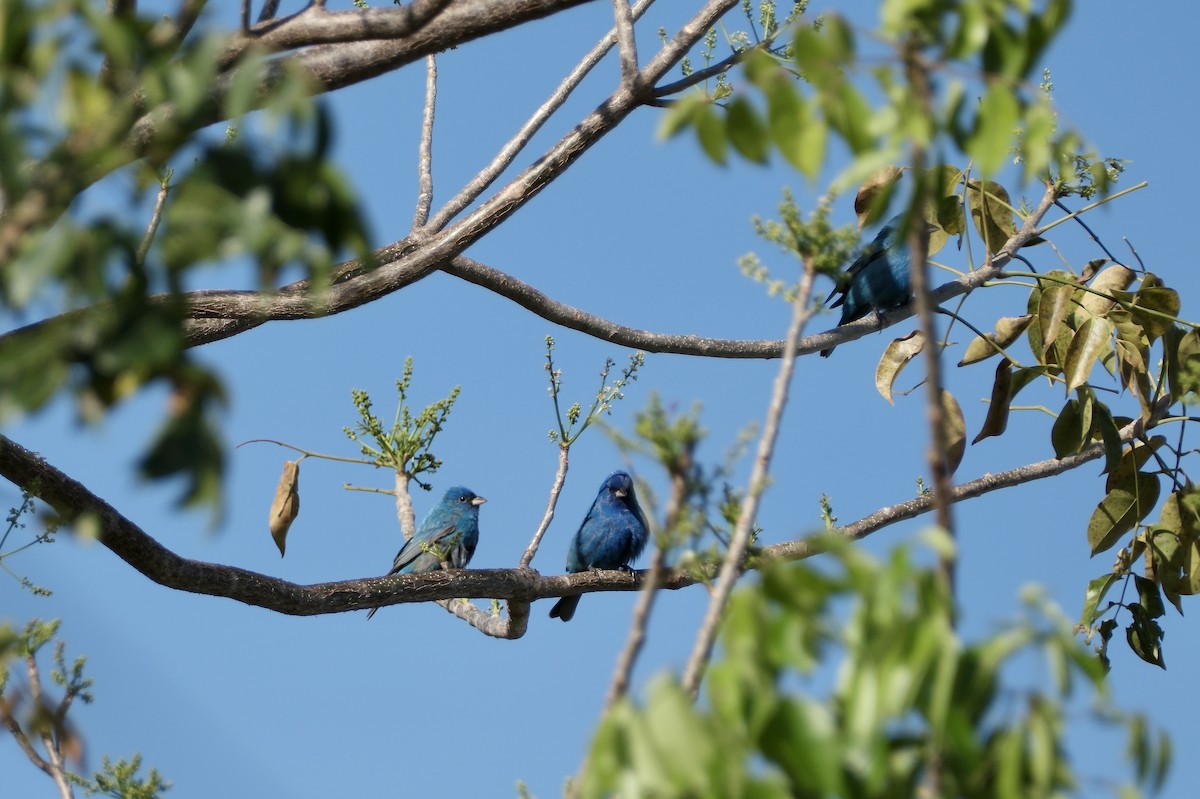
[903, 51, 955, 605]
[413, 54, 437, 229]
[257, 0, 281, 25]
[425, 0, 657, 231]
[681, 259, 819, 698]
[519, 445, 569, 568]
[135, 177, 171, 266]
[612, 0, 639, 85]
[605, 465, 688, 708]
[436, 597, 530, 639]
[605, 546, 663, 705]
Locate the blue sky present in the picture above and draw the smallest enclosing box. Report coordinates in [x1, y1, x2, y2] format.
[4, 1, 1198, 797]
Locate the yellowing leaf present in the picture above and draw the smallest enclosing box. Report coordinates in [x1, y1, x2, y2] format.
[854, 166, 902, 228]
[1079, 264, 1136, 318]
[965, 179, 1016, 254]
[1064, 317, 1113, 394]
[269, 459, 301, 556]
[940, 390, 967, 476]
[875, 331, 926, 405]
[1038, 284, 1074, 359]
[959, 315, 1031, 366]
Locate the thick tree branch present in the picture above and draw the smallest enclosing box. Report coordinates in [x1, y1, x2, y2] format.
[0, 401, 1163, 620]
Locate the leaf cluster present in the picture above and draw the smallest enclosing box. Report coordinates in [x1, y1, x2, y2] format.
[580, 536, 1170, 798]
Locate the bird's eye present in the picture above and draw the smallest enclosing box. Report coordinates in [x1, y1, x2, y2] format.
[459, 494, 469, 503]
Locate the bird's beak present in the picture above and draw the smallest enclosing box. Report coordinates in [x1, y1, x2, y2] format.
[472, 496, 487, 506]
[614, 488, 628, 498]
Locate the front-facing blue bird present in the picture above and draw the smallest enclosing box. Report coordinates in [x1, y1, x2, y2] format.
[366, 486, 486, 619]
[549, 470, 650, 622]
[821, 215, 929, 357]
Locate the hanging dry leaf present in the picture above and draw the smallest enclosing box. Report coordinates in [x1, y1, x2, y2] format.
[269, 459, 301, 556]
[875, 331, 926, 405]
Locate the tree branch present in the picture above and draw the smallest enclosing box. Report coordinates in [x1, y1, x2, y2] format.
[412, 54, 437, 230]
[0, 400, 1164, 620]
[681, 254, 817, 698]
[424, 0, 657, 231]
[0, 181, 1060, 379]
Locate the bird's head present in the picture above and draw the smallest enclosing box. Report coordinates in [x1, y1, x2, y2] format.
[604, 471, 634, 499]
[444, 486, 486, 508]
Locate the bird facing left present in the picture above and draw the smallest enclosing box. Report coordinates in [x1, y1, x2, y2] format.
[366, 486, 486, 619]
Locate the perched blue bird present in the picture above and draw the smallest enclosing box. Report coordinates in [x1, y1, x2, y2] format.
[549, 471, 650, 622]
[821, 215, 929, 357]
[366, 486, 485, 619]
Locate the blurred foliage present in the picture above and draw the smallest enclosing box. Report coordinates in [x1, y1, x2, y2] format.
[0, 0, 372, 516]
[0, 618, 170, 798]
[581, 536, 1171, 798]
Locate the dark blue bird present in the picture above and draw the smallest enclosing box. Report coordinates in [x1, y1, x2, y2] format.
[549, 470, 650, 622]
[821, 215, 929, 357]
[366, 486, 485, 619]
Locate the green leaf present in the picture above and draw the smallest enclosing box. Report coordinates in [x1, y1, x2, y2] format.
[1130, 286, 1180, 341]
[1105, 437, 1165, 490]
[1087, 471, 1161, 556]
[1080, 573, 1120, 627]
[967, 84, 1020, 176]
[875, 331, 925, 405]
[726, 96, 770, 164]
[965, 180, 1017, 255]
[1133, 575, 1166, 620]
[1125, 611, 1166, 669]
[1051, 397, 1087, 457]
[695, 102, 729, 165]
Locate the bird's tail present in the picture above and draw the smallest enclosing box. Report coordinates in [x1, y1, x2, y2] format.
[366, 607, 379, 620]
[549, 595, 581, 622]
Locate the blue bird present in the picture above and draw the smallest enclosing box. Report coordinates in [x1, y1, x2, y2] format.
[366, 486, 486, 619]
[821, 215, 930, 357]
[549, 471, 650, 622]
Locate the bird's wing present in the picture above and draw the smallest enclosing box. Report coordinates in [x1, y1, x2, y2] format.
[387, 523, 460, 574]
[827, 242, 887, 309]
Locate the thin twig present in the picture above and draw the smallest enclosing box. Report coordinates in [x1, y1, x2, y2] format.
[412, 54, 437, 229]
[424, 0, 658, 230]
[519, 445, 569, 568]
[680, 260, 819, 698]
[136, 177, 171, 266]
[605, 545, 663, 707]
[605, 466, 688, 708]
[612, 0, 639, 85]
[436, 597, 530, 639]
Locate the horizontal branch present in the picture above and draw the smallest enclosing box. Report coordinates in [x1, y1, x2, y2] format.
[0, 394, 1161, 623]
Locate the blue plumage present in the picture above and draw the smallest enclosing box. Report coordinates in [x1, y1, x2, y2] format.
[821, 216, 918, 357]
[366, 486, 485, 619]
[549, 471, 650, 622]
